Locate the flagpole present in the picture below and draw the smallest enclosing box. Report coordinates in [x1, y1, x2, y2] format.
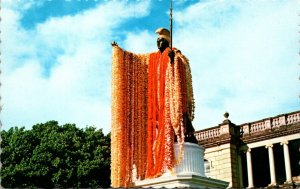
[170, 0, 173, 49]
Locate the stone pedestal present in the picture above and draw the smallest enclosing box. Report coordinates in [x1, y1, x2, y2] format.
[173, 142, 205, 176]
[134, 142, 228, 188]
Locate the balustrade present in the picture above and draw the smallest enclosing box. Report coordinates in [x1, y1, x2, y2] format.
[195, 111, 300, 141]
[287, 112, 300, 124]
[271, 117, 280, 128]
[194, 128, 220, 141]
[250, 121, 265, 133]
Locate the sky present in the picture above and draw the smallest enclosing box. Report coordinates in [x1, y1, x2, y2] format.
[1, 0, 299, 134]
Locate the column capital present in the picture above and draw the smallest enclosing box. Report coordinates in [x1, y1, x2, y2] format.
[239, 145, 249, 153]
[243, 147, 251, 153]
[265, 144, 273, 148]
[280, 141, 289, 145]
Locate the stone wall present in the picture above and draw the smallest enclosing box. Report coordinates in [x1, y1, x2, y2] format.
[204, 143, 240, 188]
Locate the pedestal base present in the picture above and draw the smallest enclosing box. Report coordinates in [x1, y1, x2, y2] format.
[134, 174, 228, 188]
[134, 143, 228, 188]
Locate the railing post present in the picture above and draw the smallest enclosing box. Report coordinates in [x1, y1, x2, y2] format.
[264, 119, 271, 130]
[242, 124, 250, 135]
[279, 115, 287, 127]
[219, 124, 230, 136]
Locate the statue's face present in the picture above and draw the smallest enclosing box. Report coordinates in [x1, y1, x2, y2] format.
[157, 37, 169, 52]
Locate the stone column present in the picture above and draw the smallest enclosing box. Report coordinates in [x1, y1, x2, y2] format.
[246, 148, 254, 188]
[280, 141, 292, 183]
[266, 144, 276, 186]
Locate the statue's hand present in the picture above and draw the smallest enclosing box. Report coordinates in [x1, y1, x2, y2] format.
[111, 41, 118, 47]
[168, 49, 174, 64]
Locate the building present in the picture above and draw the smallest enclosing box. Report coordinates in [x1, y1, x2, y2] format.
[194, 110, 300, 188]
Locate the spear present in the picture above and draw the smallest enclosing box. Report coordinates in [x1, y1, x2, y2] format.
[170, 0, 173, 49]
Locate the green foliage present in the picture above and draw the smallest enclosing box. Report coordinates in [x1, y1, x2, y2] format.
[1, 121, 111, 188]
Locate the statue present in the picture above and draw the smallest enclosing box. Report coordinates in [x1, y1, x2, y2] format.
[111, 28, 196, 187]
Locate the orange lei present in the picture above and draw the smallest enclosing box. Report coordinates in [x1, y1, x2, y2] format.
[146, 48, 170, 178]
[111, 46, 148, 187]
[111, 46, 195, 187]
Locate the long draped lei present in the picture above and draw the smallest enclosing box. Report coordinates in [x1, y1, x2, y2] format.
[111, 46, 195, 187]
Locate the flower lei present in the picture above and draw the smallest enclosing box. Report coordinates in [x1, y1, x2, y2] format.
[111, 46, 195, 187]
[111, 46, 148, 187]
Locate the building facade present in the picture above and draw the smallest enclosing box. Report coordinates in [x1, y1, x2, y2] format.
[194, 110, 300, 188]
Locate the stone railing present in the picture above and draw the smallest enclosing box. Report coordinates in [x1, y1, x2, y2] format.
[287, 112, 300, 124]
[240, 110, 300, 136]
[194, 110, 300, 141]
[194, 127, 220, 141]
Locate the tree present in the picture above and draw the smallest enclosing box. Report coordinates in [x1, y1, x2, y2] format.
[1, 121, 111, 188]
